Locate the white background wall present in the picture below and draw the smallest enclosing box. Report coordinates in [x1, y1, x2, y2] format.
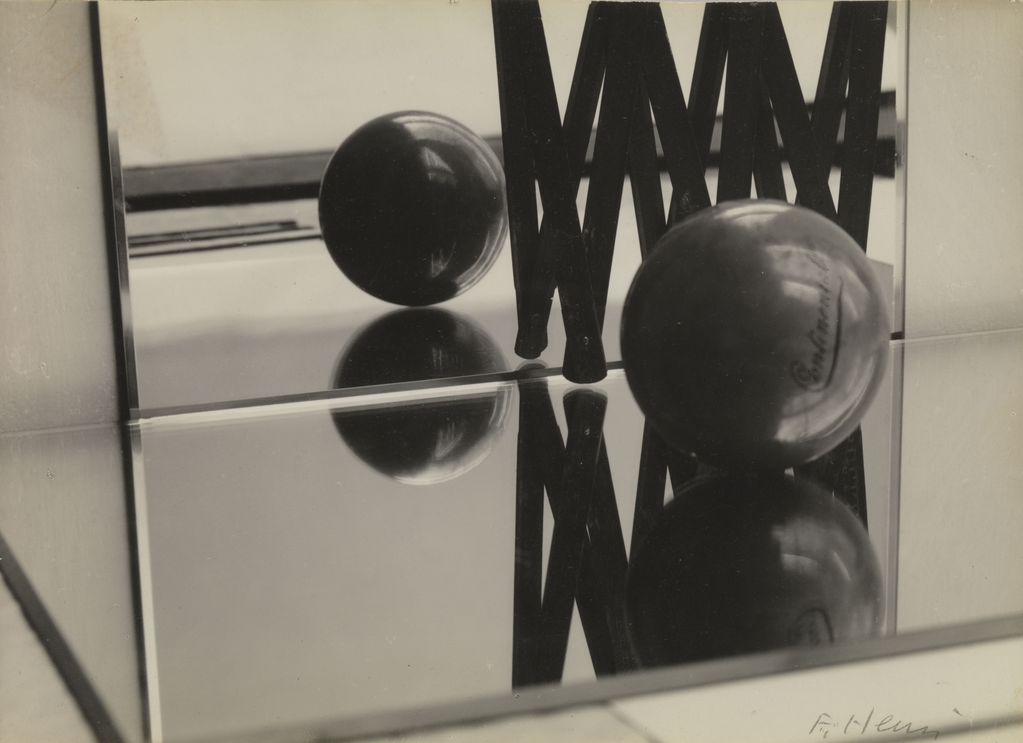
[100, 0, 898, 167]
[0, 4, 141, 741]
[0, 2, 121, 433]
[903, 0, 1023, 338]
[0, 426, 143, 742]
[895, 0, 1023, 633]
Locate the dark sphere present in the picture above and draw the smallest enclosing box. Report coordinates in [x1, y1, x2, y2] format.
[319, 111, 507, 306]
[626, 474, 884, 667]
[621, 199, 890, 470]
[332, 309, 510, 484]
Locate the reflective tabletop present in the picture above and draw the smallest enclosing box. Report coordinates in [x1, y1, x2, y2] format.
[3, 327, 1021, 743]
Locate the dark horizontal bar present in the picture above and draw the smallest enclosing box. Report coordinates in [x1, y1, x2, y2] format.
[130, 229, 321, 258]
[129, 220, 301, 247]
[123, 92, 896, 212]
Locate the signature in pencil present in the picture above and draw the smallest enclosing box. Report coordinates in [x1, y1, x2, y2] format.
[809, 709, 940, 739]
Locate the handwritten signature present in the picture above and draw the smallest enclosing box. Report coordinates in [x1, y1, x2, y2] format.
[809, 709, 940, 739]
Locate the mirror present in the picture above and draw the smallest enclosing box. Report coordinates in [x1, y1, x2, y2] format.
[131, 363, 899, 741]
[97, 0, 902, 413]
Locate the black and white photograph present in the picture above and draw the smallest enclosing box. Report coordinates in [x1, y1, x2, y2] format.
[1, 1, 1021, 742]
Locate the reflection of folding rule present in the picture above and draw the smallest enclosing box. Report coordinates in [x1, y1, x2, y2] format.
[512, 378, 879, 686]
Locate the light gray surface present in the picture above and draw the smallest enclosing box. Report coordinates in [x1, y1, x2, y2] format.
[0, 425, 144, 743]
[0, 577, 95, 743]
[0, 4, 140, 737]
[0, 2, 120, 434]
[897, 330, 1023, 632]
[610, 633, 1023, 743]
[903, 0, 1023, 337]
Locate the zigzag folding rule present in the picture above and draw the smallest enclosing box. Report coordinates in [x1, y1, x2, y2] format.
[494, 0, 888, 560]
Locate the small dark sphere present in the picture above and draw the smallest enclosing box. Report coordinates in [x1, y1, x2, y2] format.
[319, 111, 507, 306]
[625, 473, 884, 668]
[621, 199, 890, 471]
[331, 308, 510, 484]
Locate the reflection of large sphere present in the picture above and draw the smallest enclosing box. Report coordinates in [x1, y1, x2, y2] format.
[626, 474, 883, 667]
[621, 200, 889, 470]
[332, 309, 510, 484]
[319, 111, 508, 306]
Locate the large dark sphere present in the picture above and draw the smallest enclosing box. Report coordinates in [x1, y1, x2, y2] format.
[621, 200, 890, 470]
[332, 309, 510, 484]
[625, 474, 884, 667]
[319, 111, 507, 306]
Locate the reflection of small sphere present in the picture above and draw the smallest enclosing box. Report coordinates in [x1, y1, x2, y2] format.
[332, 309, 510, 485]
[319, 111, 508, 306]
[621, 200, 889, 470]
[626, 474, 883, 667]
